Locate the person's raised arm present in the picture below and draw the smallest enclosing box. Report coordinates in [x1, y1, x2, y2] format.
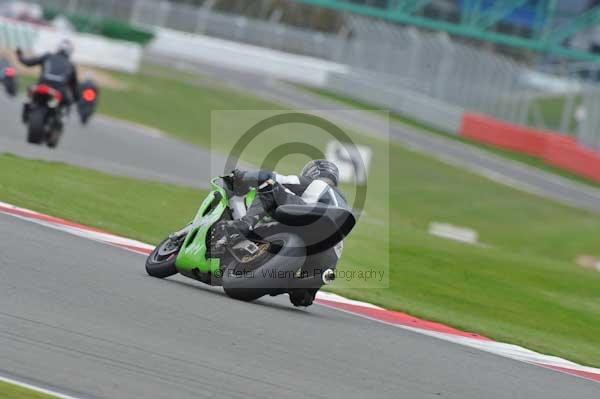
[16, 48, 46, 67]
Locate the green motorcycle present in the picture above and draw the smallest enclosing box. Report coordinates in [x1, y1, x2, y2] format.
[145, 174, 356, 307]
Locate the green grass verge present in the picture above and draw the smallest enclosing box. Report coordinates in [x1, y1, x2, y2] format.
[300, 85, 600, 191]
[97, 64, 276, 149]
[0, 380, 58, 399]
[3, 66, 600, 367]
[0, 154, 206, 244]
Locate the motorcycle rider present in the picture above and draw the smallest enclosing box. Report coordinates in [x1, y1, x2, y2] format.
[215, 159, 344, 243]
[214, 159, 344, 307]
[17, 39, 80, 128]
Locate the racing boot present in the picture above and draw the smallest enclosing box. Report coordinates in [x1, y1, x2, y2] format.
[212, 218, 253, 249]
[289, 289, 317, 307]
[212, 178, 275, 247]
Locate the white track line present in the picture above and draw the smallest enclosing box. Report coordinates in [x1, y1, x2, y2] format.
[0, 374, 82, 399]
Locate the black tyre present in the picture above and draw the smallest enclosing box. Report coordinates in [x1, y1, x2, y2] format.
[5, 78, 16, 97]
[46, 128, 62, 148]
[222, 232, 306, 302]
[26, 107, 46, 144]
[145, 237, 181, 278]
[46, 136, 59, 148]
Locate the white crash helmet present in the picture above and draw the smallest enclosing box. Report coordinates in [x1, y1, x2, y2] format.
[57, 39, 74, 57]
[301, 159, 340, 187]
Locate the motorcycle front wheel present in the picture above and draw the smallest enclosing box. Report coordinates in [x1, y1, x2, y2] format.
[145, 237, 181, 278]
[80, 112, 90, 125]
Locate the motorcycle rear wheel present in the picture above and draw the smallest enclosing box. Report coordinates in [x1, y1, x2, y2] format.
[4, 78, 17, 97]
[222, 232, 306, 302]
[26, 107, 45, 144]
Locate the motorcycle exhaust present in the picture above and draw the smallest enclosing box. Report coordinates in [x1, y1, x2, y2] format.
[322, 269, 336, 285]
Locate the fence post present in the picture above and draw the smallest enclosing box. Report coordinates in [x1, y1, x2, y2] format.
[312, 32, 324, 58]
[434, 33, 453, 101]
[195, 8, 208, 34]
[578, 87, 600, 150]
[130, 0, 142, 26]
[576, 90, 589, 146]
[234, 16, 247, 42]
[195, 0, 216, 34]
[406, 28, 421, 87]
[334, 26, 349, 63]
[158, 0, 171, 28]
[67, 0, 78, 14]
[517, 94, 530, 126]
[559, 86, 577, 134]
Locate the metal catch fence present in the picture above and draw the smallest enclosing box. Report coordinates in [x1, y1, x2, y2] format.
[8, 0, 600, 149]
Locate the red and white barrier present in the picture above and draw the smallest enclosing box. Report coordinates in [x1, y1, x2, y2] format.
[1, 200, 599, 384]
[459, 112, 600, 184]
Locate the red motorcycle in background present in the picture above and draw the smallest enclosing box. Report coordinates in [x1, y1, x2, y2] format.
[77, 79, 99, 125]
[22, 79, 100, 148]
[0, 58, 18, 97]
[23, 84, 65, 148]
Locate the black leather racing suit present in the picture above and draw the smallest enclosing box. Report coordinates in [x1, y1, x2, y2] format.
[227, 170, 346, 306]
[232, 170, 346, 228]
[18, 51, 79, 104]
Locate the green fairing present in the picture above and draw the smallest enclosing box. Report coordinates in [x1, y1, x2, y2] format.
[175, 178, 228, 275]
[245, 188, 257, 208]
[174, 182, 257, 275]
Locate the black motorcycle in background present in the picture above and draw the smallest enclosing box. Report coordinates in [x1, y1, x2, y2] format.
[23, 84, 65, 148]
[0, 58, 18, 97]
[22, 79, 99, 148]
[77, 79, 99, 125]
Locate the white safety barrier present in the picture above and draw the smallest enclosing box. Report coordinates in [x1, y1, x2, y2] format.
[0, 17, 38, 51]
[146, 27, 462, 133]
[0, 17, 141, 73]
[33, 29, 142, 73]
[147, 28, 348, 86]
[325, 70, 465, 134]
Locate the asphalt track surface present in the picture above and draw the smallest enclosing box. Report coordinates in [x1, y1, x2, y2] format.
[0, 95, 223, 189]
[1, 212, 599, 399]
